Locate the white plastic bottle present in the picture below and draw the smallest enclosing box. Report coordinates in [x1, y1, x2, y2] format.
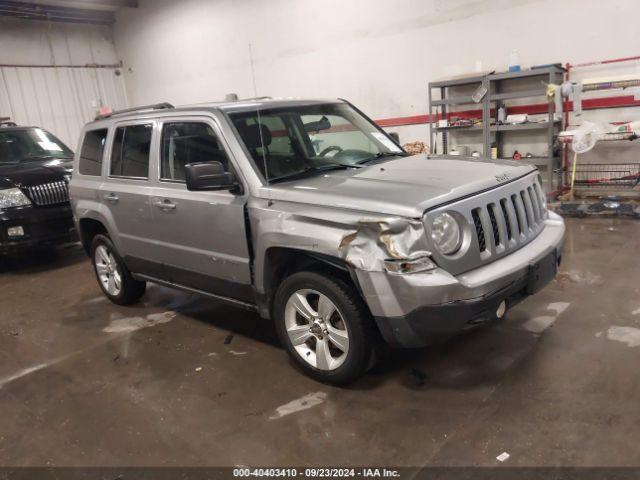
[508, 49, 521, 72]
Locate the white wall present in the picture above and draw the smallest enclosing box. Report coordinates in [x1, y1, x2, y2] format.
[0, 16, 117, 66]
[114, 0, 640, 148]
[0, 17, 127, 148]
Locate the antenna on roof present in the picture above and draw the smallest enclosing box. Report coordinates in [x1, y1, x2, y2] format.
[249, 43, 269, 185]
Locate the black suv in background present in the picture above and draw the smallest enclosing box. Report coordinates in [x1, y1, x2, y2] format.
[0, 119, 77, 255]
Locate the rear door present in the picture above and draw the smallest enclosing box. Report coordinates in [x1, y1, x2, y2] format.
[101, 121, 161, 277]
[147, 116, 252, 301]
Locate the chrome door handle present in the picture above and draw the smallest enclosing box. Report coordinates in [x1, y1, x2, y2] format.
[152, 199, 176, 211]
[104, 193, 119, 203]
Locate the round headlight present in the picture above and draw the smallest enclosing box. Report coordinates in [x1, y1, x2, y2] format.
[430, 212, 461, 255]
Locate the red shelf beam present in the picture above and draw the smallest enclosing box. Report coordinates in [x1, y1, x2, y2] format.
[375, 95, 640, 128]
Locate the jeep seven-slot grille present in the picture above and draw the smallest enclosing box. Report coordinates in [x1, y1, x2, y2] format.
[487, 206, 500, 247]
[500, 199, 512, 240]
[24, 181, 69, 206]
[471, 183, 546, 255]
[471, 210, 486, 252]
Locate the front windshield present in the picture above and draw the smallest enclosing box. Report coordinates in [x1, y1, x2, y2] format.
[228, 103, 404, 183]
[0, 128, 73, 164]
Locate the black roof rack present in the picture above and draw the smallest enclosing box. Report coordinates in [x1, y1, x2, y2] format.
[95, 102, 174, 120]
[0, 117, 17, 127]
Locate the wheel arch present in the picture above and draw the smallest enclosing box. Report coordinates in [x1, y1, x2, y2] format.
[78, 217, 109, 255]
[258, 247, 363, 320]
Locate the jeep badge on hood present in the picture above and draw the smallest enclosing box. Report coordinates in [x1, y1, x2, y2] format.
[495, 172, 512, 183]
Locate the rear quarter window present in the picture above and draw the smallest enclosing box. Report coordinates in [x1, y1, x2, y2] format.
[79, 129, 108, 176]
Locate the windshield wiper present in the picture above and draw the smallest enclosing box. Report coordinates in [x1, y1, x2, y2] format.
[357, 151, 407, 165]
[268, 163, 360, 184]
[322, 162, 364, 170]
[24, 154, 56, 161]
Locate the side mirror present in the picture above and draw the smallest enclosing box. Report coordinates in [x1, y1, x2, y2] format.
[388, 132, 400, 143]
[185, 161, 239, 192]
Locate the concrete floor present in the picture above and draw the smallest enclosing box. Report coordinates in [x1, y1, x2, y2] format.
[0, 217, 639, 467]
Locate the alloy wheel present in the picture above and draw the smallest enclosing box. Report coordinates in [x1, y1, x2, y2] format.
[94, 245, 122, 296]
[284, 288, 350, 371]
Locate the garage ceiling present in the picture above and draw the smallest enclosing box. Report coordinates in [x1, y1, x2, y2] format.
[0, 0, 137, 25]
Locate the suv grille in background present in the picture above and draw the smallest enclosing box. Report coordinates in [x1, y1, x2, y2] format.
[471, 183, 546, 256]
[24, 181, 70, 206]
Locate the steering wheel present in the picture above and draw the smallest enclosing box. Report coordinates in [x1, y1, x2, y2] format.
[319, 145, 343, 157]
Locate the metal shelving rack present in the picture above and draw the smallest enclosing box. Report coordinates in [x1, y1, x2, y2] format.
[429, 66, 566, 190]
[428, 73, 487, 157]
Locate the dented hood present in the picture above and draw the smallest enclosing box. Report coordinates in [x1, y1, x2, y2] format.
[263, 155, 536, 218]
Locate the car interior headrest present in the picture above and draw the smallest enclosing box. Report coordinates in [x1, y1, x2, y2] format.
[240, 123, 272, 150]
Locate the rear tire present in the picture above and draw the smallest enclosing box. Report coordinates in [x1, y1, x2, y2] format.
[90, 234, 146, 305]
[273, 270, 376, 385]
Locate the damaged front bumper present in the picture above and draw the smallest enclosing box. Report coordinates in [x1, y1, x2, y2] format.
[354, 212, 565, 348]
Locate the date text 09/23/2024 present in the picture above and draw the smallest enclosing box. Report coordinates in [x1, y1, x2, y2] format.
[233, 467, 400, 478]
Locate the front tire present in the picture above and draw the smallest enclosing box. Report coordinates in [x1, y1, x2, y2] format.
[91, 234, 146, 305]
[273, 270, 376, 385]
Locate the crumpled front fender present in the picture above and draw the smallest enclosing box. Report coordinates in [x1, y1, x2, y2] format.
[249, 198, 427, 295]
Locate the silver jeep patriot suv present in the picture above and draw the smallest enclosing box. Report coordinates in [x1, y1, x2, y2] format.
[70, 99, 564, 384]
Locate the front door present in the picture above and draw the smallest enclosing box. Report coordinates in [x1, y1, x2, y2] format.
[148, 118, 252, 301]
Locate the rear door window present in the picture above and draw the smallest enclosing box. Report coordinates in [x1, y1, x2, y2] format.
[110, 124, 152, 179]
[79, 128, 108, 176]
